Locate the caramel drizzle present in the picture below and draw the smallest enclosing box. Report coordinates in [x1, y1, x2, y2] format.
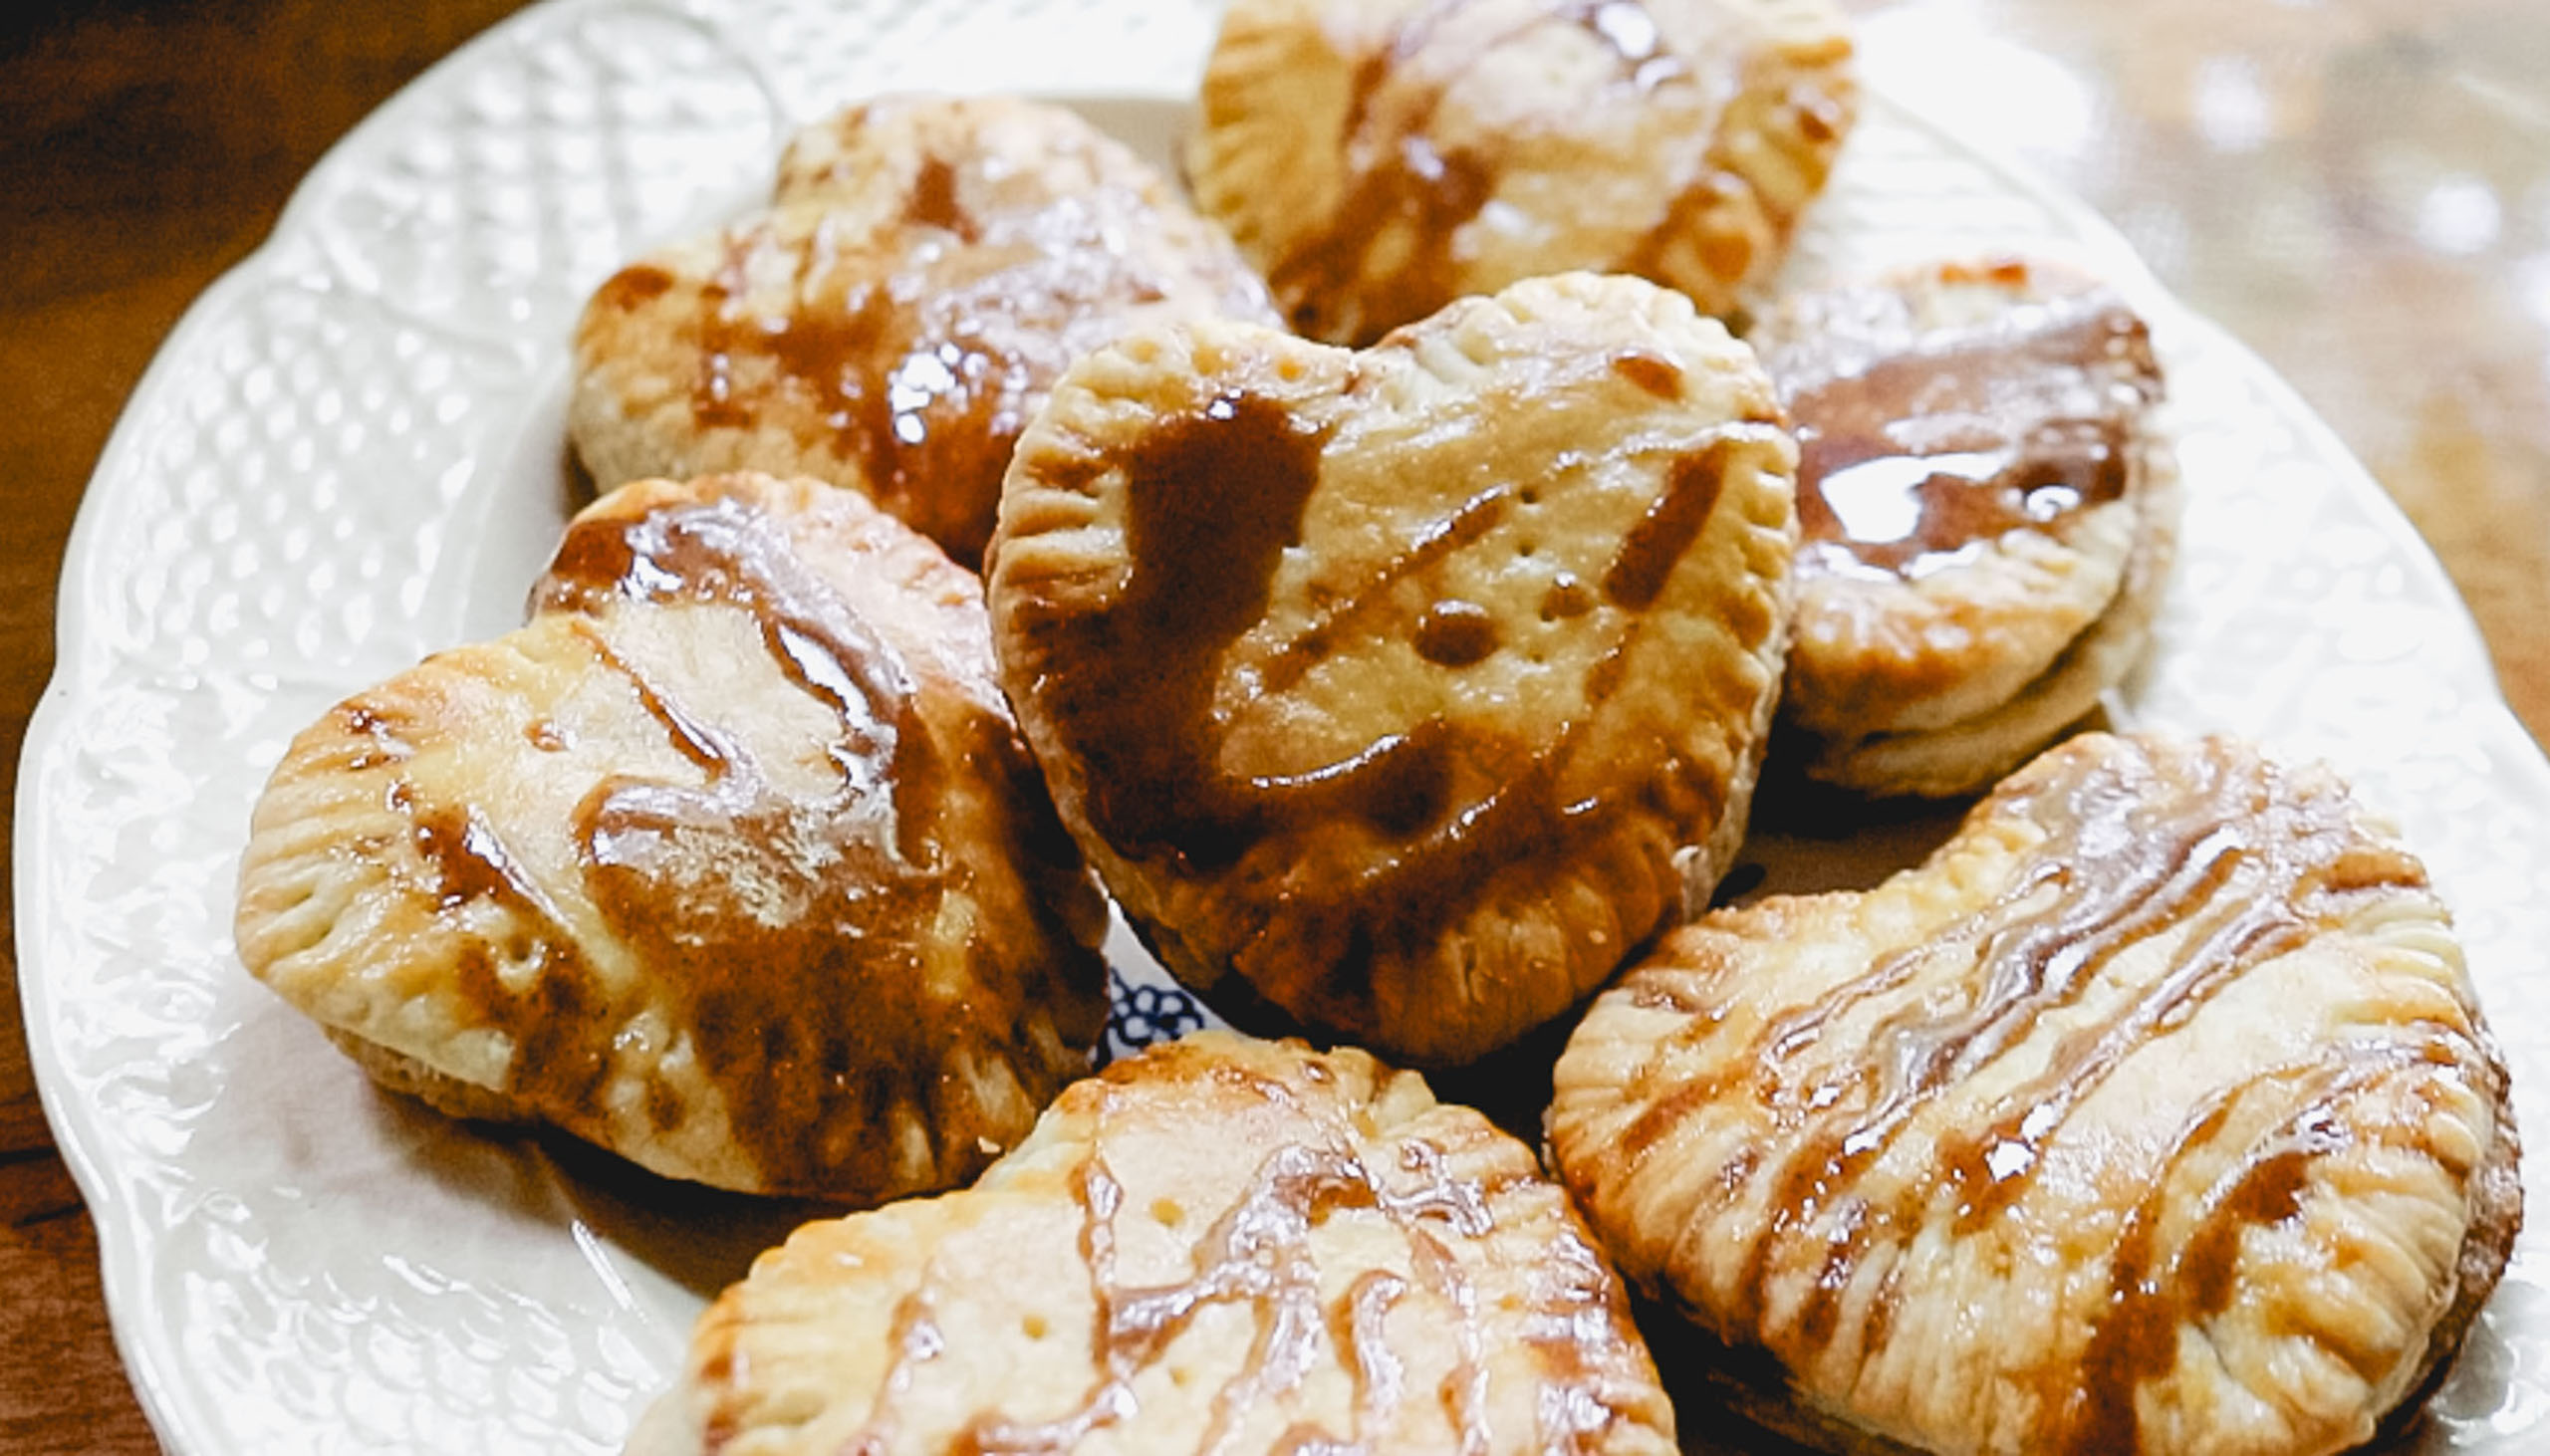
[1274, 0, 1693, 343]
[948, 1133, 1497, 1455]
[1613, 42, 1776, 292]
[1616, 18, 1854, 294]
[1778, 295, 2159, 580]
[1087, 401, 1765, 1028]
[1678, 742, 2427, 1388]
[501, 498, 957, 1190]
[1520, 1224, 1653, 1449]
[1295, 430, 1762, 958]
[844, 1291, 949, 1456]
[396, 492, 1085, 1194]
[337, 701, 414, 773]
[1256, 482, 1515, 695]
[562, 503, 945, 1189]
[539, 496, 934, 856]
[669, 159, 1186, 564]
[406, 780, 621, 1124]
[1332, 1270, 1411, 1442]
[1253, 338, 1714, 693]
[2047, 1052, 2386, 1454]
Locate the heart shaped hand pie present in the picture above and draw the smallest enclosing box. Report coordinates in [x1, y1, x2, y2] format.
[571, 95, 1280, 567]
[1549, 732, 2519, 1456]
[987, 273, 1800, 1065]
[1187, 0, 1857, 345]
[233, 473, 1108, 1199]
[1748, 256, 2180, 798]
[628, 1032, 1677, 1456]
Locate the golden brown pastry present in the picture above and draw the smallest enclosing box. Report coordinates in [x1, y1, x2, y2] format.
[234, 472, 1109, 1199]
[1748, 256, 2179, 797]
[626, 1031, 1678, 1456]
[987, 273, 1798, 1066]
[1549, 732, 2520, 1456]
[571, 95, 1280, 568]
[1188, 0, 1857, 346]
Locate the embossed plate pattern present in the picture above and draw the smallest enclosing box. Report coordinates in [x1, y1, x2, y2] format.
[18, 0, 2550, 1451]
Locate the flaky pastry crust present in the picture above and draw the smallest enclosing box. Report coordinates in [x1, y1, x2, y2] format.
[235, 473, 1108, 1198]
[572, 95, 1278, 567]
[988, 274, 1798, 1065]
[1550, 733, 2520, 1456]
[1189, 0, 1857, 345]
[1748, 256, 2179, 797]
[630, 1032, 1677, 1456]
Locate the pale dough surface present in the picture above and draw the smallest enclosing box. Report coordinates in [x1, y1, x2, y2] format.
[1188, 0, 1857, 345]
[234, 473, 1109, 1198]
[989, 273, 1798, 1066]
[1550, 732, 2521, 1456]
[629, 1032, 1678, 1456]
[572, 95, 1278, 567]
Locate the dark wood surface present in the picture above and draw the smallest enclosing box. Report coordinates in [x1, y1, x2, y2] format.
[3, 0, 2544, 1450]
[2, 6, 542, 1448]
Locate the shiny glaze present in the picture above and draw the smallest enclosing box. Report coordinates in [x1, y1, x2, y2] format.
[1610, 350, 1685, 400]
[336, 701, 412, 773]
[542, 498, 947, 1187]
[1272, 0, 1701, 344]
[833, 1059, 1645, 1452]
[1259, 483, 1513, 695]
[1412, 599, 1498, 666]
[2057, 1068, 2370, 1452]
[592, 261, 674, 315]
[939, 1132, 1498, 1455]
[1634, 739, 2436, 1448]
[1615, 42, 1853, 299]
[595, 116, 1268, 567]
[409, 803, 619, 1120]
[1066, 390, 1338, 868]
[1775, 292, 2161, 580]
[1064, 390, 1773, 1034]
[1602, 445, 1732, 609]
[402, 493, 1087, 1195]
[963, 1147, 1499, 1448]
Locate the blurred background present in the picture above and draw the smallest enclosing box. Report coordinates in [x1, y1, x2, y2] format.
[3, 0, 2544, 1446]
[1842, 0, 2550, 736]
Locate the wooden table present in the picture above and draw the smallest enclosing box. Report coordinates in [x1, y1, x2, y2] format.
[3, 0, 2543, 1449]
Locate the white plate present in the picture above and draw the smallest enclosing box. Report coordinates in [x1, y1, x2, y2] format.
[20, 0, 2550, 1451]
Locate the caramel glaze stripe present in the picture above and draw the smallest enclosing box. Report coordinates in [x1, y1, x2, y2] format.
[1617, 39, 1807, 288]
[829, 1288, 949, 1456]
[1730, 752, 2412, 1340]
[2052, 1034, 2476, 1453]
[1255, 481, 1515, 696]
[948, 1130, 1496, 1456]
[542, 496, 938, 863]
[1609, 746, 2425, 1368]
[846, 1081, 1632, 1454]
[1784, 298, 2155, 580]
[1273, 0, 1696, 342]
[1252, 429, 1772, 983]
[1333, 1269, 1412, 1445]
[1253, 346, 1740, 698]
[548, 498, 967, 1189]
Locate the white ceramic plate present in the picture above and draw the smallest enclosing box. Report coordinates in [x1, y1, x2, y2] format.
[20, 0, 2550, 1451]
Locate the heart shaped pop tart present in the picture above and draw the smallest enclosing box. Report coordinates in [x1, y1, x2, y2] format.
[234, 473, 1108, 1200]
[1186, 0, 1859, 345]
[987, 272, 1800, 1066]
[628, 1032, 1678, 1456]
[1548, 732, 2520, 1456]
[570, 95, 1279, 568]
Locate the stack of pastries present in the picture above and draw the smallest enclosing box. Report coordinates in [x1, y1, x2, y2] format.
[228, 2, 2520, 1453]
